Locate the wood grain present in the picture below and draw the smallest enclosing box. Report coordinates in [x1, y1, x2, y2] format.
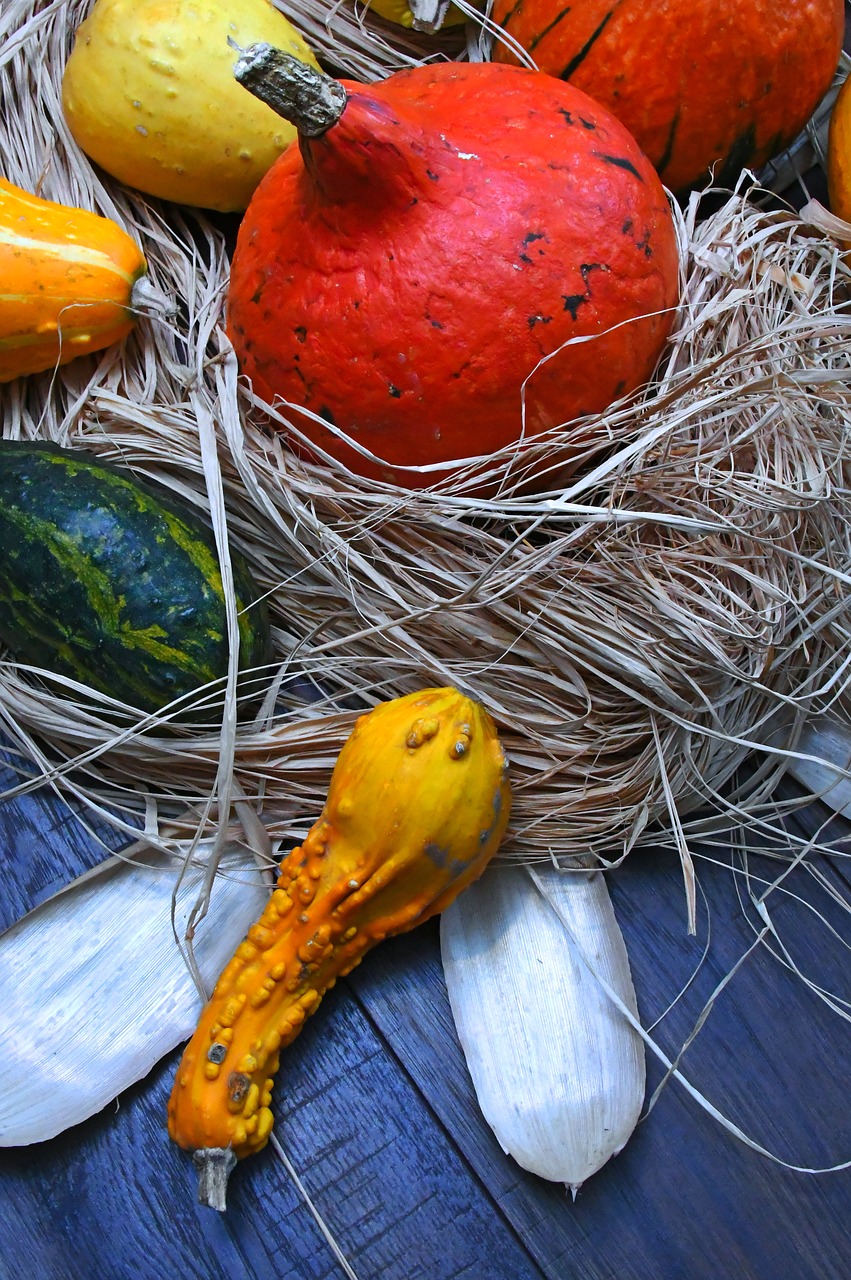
[1, 753, 849, 1280]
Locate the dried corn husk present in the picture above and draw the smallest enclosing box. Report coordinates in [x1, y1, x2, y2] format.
[785, 713, 851, 819]
[0, 837, 269, 1147]
[440, 860, 645, 1193]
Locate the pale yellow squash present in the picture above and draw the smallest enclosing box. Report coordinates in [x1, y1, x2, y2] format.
[62, 0, 320, 212]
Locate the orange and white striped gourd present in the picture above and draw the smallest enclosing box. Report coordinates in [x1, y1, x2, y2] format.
[167, 686, 511, 1208]
[0, 178, 146, 382]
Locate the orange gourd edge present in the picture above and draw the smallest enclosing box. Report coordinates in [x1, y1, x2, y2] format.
[0, 177, 149, 383]
[827, 70, 851, 248]
[490, 0, 846, 195]
[167, 686, 511, 1210]
[225, 46, 680, 492]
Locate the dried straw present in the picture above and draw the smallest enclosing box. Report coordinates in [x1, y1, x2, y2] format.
[1, 1, 850, 921]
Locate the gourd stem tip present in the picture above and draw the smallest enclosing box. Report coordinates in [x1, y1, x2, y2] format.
[193, 1147, 237, 1212]
[233, 43, 347, 138]
[410, 0, 450, 33]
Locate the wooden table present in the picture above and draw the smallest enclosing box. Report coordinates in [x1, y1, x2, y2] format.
[1, 761, 849, 1280]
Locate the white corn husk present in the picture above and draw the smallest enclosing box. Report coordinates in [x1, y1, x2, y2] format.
[784, 714, 851, 820]
[0, 839, 269, 1147]
[440, 859, 645, 1194]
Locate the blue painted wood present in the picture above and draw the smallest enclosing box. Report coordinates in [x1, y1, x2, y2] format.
[346, 820, 851, 1280]
[1, 756, 849, 1280]
[0, 762, 546, 1280]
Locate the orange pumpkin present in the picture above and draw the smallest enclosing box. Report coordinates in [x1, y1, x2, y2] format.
[491, 0, 845, 194]
[0, 178, 146, 382]
[227, 52, 679, 490]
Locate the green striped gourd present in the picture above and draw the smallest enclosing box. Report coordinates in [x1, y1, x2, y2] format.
[0, 440, 271, 717]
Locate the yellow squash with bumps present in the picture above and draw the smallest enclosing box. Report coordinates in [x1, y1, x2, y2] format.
[61, 0, 319, 212]
[167, 686, 511, 1208]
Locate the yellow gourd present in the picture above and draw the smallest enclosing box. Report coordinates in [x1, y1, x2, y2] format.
[0, 177, 146, 382]
[61, 0, 320, 212]
[167, 686, 511, 1209]
[828, 72, 851, 249]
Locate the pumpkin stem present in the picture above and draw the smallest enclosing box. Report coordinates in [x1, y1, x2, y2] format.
[408, 0, 452, 34]
[193, 1146, 238, 1212]
[232, 43, 347, 138]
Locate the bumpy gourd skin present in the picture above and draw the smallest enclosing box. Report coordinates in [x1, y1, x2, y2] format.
[167, 687, 511, 1160]
[61, 0, 320, 212]
[227, 61, 679, 489]
[491, 0, 845, 194]
[0, 178, 145, 382]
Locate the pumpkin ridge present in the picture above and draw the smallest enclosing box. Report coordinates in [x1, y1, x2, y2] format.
[558, 7, 616, 80]
[493, 0, 845, 193]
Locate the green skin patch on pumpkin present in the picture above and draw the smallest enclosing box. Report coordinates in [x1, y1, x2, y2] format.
[0, 443, 270, 715]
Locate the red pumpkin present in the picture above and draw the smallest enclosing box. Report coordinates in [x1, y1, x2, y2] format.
[227, 56, 679, 489]
[491, 0, 845, 194]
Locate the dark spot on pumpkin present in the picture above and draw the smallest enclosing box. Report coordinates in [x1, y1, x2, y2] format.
[527, 315, 553, 328]
[250, 285, 263, 305]
[388, 384, 402, 398]
[635, 230, 653, 258]
[559, 10, 614, 80]
[294, 325, 307, 343]
[410, 197, 419, 206]
[563, 264, 606, 319]
[579, 117, 596, 131]
[319, 406, 336, 426]
[426, 169, 440, 181]
[558, 107, 574, 125]
[716, 123, 758, 187]
[353, 300, 361, 310]
[614, 380, 626, 397]
[562, 293, 585, 320]
[499, 0, 525, 26]
[529, 5, 573, 50]
[524, 231, 546, 245]
[594, 153, 643, 181]
[622, 218, 634, 235]
[658, 110, 680, 178]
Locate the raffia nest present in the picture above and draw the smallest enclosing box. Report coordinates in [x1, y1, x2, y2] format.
[2, 1, 850, 919]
